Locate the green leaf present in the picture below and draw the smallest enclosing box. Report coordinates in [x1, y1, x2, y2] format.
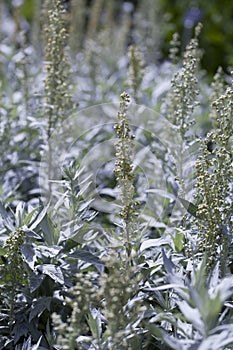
[24, 207, 40, 227]
[173, 231, 184, 252]
[15, 202, 25, 227]
[178, 197, 199, 218]
[86, 308, 102, 340]
[0, 246, 7, 257]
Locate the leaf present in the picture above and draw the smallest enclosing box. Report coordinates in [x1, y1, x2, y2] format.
[0, 201, 10, 220]
[23, 226, 42, 240]
[68, 250, 104, 266]
[12, 317, 28, 344]
[0, 201, 14, 231]
[146, 323, 183, 350]
[176, 300, 204, 334]
[162, 249, 176, 274]
[37, 264, 64, 285]
[39, 213, 54, 245]
[215, 275, 233, 302]
[37, 245, 62, 258]
[15, 201, 25, 227]
[178, 197, 199, 218]
[0, 246, 7, 257]
[198, 331, 233, 350]
[29, 297, 52, 322]
[30, 273, 45, 292]
[201, 293, 222, 331]
[142, 288, 167, 309]
[29, 204, 50, 231]
[87, 308, 102, 339]
[173, 231, 184, 252]
[21, 243, 37, 269]
[22, 336, 42, 350]
[24, 207, 40, 226]
[140, 238, 170, 251]
[22, 336, 31, 350]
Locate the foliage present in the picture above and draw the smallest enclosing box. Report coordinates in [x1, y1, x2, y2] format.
[0, 1, 232, 350]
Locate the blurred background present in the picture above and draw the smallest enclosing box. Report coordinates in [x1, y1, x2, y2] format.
[1, 0, 233, 74]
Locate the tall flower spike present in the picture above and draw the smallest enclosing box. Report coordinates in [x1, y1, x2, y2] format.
[169, 32, 181, 64]
[128, 45, 145, 102]
[53, 271, 98, 349]
[162, 23, 202, 139]
[43, 0, 72, 140]
[209, 66, 226, 126]
[193, 73, 233, 275]
[114, 92, 139, 258]
[98, 252, 144, 349]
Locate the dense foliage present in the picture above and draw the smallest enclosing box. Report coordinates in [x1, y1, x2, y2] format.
[0, 0, 232, 349]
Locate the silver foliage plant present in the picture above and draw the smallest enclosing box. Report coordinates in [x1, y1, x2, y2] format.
[0, 1, 233, 349]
